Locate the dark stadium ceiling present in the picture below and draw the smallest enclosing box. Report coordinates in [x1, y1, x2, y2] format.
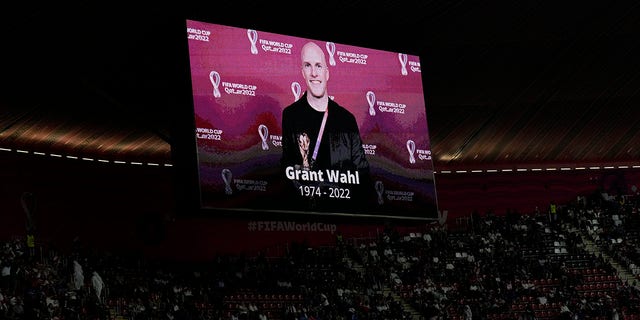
[2, 1, 640, 170]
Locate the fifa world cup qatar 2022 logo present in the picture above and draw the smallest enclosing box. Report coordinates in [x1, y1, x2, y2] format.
[325, 41, 336, 66]
[209, 71, 221, 98]
[258, 124, 269, 150]
[366, 91, 376, 116]
[398, 53, 408, 76]
[247, 29, 258, 54]
[375, 180, 385, 205]
[291, 82, 301, 101]
[407, 139, 416, 164]
[221, 168, 233, 195]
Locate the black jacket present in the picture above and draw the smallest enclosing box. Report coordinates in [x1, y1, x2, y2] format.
[280, 93, 373, 213]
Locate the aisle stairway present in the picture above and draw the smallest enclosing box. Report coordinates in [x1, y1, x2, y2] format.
[347, 256, 423, 320]
[563, 223, 638, 287]
[383, 286, 423, 320]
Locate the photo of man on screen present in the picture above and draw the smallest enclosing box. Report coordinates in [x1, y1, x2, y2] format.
[280, 41, 374, 213]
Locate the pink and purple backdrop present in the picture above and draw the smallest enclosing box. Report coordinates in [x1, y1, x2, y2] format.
[186, 20, 436, 219]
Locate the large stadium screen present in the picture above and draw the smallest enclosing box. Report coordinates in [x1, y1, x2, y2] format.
[186, 19, 437, 220]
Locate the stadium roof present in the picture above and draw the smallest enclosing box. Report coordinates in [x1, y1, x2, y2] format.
[2, 1, 640, 171]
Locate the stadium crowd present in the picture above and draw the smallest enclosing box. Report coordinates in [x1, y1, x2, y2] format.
[2, 191, 640, 319]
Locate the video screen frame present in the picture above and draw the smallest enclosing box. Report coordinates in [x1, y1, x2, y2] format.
[185, 19, 438, 220]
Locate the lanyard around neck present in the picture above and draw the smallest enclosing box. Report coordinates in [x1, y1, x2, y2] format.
[311, 107, 328, 163]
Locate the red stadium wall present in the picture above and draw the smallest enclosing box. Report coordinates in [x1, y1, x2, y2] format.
[2, 152, 639, 261]
[435, 169, 631, 216]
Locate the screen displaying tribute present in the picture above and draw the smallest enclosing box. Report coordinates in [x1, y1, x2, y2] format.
[186, 19, 437, 220]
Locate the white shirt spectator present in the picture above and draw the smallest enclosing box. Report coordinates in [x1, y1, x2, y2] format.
[1, 265, 10, 277]
[91, 271, 105, 301]
[463, 304, 472, 320]
[72, 260, 84, 290]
